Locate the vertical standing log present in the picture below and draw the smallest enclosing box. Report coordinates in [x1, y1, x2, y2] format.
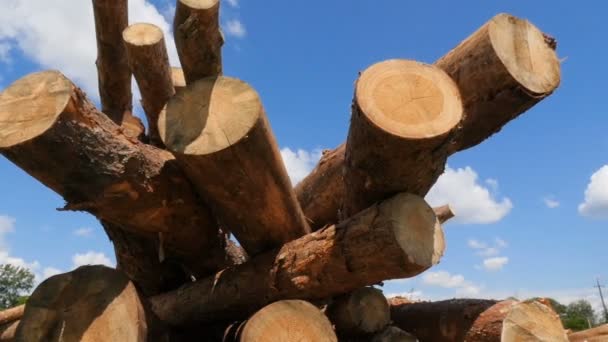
[159, 76, 310, 255]
[123, 23, 175, 147]
[326, 287, 390, 336]
[436, 13, 561, 152]
[343, 59, 462, 217]
[92, 0, 132, 124]
[238, 300, 337, 342]
[174, 0, 223, 83]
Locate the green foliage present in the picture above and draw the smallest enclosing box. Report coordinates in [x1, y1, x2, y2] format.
[0, 264, 35, 310]
[526, 297, 596, 332]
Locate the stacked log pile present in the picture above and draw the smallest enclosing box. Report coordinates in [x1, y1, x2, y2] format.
[0, 1, 566, 340]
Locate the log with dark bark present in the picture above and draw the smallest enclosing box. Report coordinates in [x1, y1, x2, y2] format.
[159, 76, 310, 256]
[0, 306, 23, 326]
[237, 300, 337, 342]
[0, 70, 235, 280]
[0, 321, 18, 342]
[326, 287, 390, 336]
[371, 326, 418, 342]
[150, 193, 445, 326]
[15, 266, 168, 342]
[390, 299, 568, 342]
[174, 0, 223, 83]
[342, 59, 462, 217]
[123, 23, 175, 147]
[436, 13, 561, 153]
[569, 324, 608, 342]
[92, 0, 132, 125]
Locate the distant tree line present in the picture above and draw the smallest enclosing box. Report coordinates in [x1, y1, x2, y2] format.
[0, 264, 34, 310]
[529, 297, 606, 331]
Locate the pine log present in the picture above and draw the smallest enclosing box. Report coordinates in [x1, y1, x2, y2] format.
[0, 306, 23, 326]
[371, 326, 418, 342]
[123, 23, 175, 147]
[150, 193, 445, 326]
[159, 76, 310, 255]
[0, 70, 235, 279]
[92, 0, 132, 124]
[174, 0, 223, 84]
[436, 13, 561, 153]
[172, 67, 187, 94]
[0, 321, 18, 342]
[390, 299, 568, 342]
[238, 300, 337, 342]
[569, 324, 608, 342]
[15, 266, 167, 341]
[326, 287, 390, 335]
[343, 59, 462, 217]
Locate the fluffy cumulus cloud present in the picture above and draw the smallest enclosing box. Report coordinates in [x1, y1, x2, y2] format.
[224, 19, 246, 38]
[0, 0, 178, 99]
[73, 227, 94, 237]
[544, 196, 560, 209]
[280, 147, 323, 185]
[422, 270, 481, 296]
[481, 257, 509, 271]
[468, 238, 509, 271]
[578, 165, 608, 218]
[72, 251, 113, 268]
[426, 166, 513, 224]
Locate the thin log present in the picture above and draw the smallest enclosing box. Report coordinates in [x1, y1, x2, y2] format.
[174, 0, 223, 83]
[390, 299, 568, 342]
[238, 300, 337, 342]
[436, 13, 561, 153]
[0, 306, 23, 326]
[159, 76, 310, 255]
[0, 70, 236, 280]
[123, 23, 175, 147]
[343, 59, 462, 217]
[0, 321, 18, 342]
[92, 0, 132, 124]
[172, 67, 187, 94]
[326, 287, 390, 336]
[15, 266, 167, 341]
[150, 193, 445, 326]
[569, 324, 608, 342]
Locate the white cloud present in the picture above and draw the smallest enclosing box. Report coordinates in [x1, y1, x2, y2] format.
[478, 247, 499, 257]
[385, 290, 424, 302]
[495, 238, 508, 248]
[226, 0, 239, 8]
[426, 166, 513, 224]
[422, 270, 481, 296]
[544, 197, 560, 209]
[481, 257, 509, 271]
[579, 165, 608, 218]
[0, 42, 11, 63]
[0, 0, 178, 100]
[73, 227, 94, 237]
[467, 239, 486, 249]
[468, 238, 506, 258]
[42, 267, 62, 279]
[72, 251, 113, 268]
[280, 147, 323, 185]
[224, 19, 246, 38]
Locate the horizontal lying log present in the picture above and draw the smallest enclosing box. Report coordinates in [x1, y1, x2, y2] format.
[123, 23, 175, 147]
[326, 287, 390, 336]
[0, 305, 23, 326]
[150, 193, 445, 326]
[238, 300, 337, 342]
[569, 324, 608, 342]
[371, 326, 418, 342]
[0, 70, 236, 281]
[159, 76, 310, 255]
[343, 59, 462, 217]
[0, 321, 18, 342]
[436, 13, 561, 153]
[15, 266, 167, 341]
[174, 0, 223, 83]
[390, 299, 568, 342]
[294, 13, 561, 230]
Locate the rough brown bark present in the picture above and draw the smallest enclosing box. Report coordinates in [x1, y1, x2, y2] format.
[436, 13, 561, 153]
[92, 0, 132, 124]
[0, 321, 18, 342]
[0, 306, 23, 326]
[238, 300, 337, 342]
[123, 23, 175, 147]
[174, 0, 223, 83]
[569, 324, 608, 342]
[326, 287, 390, 336]
[0, 70, 234, 279]
[390, 299, 568, 342]
[159, 76, 310, 256]
[150, 193, 445, 326]
[15, 266, 167, 342]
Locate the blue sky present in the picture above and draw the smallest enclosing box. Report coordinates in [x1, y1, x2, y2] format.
[1, 0, 607, 312]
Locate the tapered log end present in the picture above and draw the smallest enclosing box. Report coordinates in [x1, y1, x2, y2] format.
[0, 70, 71, 149]
[489, 13, 561, 94]
[381, 193, 445, 270]
[123, 23, 163, 46]
[159, 76, 262, 155]
[355, 60, 462, 140]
